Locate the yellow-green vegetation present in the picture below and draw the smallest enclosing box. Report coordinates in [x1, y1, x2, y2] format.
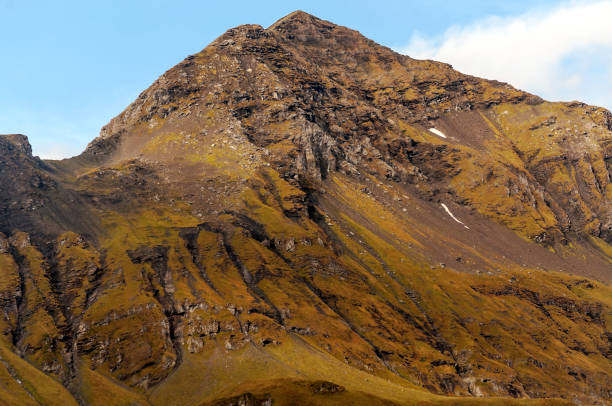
[0, 253, 20, 336]
[2, 158, 605, 404]
[79, 365, 152, 406]
[152, 336, 572, 406]
[0, 255, 18, 293]
[590, 236, 612, 261]
[0, 339, 78, 406]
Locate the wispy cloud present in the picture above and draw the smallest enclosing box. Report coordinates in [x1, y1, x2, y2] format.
[37, 142, 82, 160]
[399, 0, 612, 110]
[0, 108, 92, 159]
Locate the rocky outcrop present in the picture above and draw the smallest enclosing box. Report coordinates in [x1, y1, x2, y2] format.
[0, 134, 98, 246]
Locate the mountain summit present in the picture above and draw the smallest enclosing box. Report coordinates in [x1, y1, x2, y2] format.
[0, 11, 610, 406]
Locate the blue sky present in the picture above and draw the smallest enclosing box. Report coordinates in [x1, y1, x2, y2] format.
[0, 0, 606, 158]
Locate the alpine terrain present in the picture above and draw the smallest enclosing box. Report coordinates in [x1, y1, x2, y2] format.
[0, 11, 611, 406]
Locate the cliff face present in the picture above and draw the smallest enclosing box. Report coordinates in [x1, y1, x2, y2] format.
[0, 11, 610, 406]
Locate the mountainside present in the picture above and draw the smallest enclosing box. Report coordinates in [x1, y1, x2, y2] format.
[0, 11, 611, 406]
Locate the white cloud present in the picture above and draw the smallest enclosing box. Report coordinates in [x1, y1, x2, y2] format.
[399, 0, 612, 110]
[37, 142, 82, 160]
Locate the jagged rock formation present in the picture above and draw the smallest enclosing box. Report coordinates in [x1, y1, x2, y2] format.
[0, 11, 610, 406]
[0, 135, 96, 246]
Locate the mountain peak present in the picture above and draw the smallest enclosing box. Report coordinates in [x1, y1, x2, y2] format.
[269, 10, 327, 28]
[269, 10, 358, 45]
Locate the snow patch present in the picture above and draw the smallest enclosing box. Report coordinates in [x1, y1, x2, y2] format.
[441, 203, 470, 229]
[428, 128, 447, 138]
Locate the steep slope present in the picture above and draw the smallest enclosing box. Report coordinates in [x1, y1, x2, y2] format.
[0, 11, 610, 406]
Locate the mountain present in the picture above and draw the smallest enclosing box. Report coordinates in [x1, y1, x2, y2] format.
[0, 11, 610, 406]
